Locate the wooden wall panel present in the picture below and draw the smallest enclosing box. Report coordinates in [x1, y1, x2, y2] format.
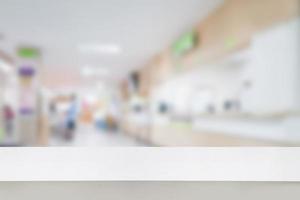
[142, 0, 300, 90]
[194, 0, 300, 62]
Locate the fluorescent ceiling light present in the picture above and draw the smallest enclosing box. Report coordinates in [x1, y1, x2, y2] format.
[96, 81, 106, 91]
[81, 66, 94, 77]
[78, 44, 122, 55]
[81, 66, 109, 77]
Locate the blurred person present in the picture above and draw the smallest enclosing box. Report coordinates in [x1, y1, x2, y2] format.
[94, 105, 108, 131]
[49, 101, 59, 135]
[107, 99, 121, 131]
[3, 104, 14, 136]
[49, 101, 57, 115]
[65, 95, 79, 140]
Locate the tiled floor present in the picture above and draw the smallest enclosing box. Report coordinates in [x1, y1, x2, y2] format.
[49, 124, 143, 146]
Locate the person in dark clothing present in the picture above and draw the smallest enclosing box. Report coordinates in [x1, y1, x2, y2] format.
[65, 95, 78, 140]
[3, 105, 14, 136]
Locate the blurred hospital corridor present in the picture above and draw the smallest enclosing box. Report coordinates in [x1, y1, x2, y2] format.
[0, 0, 300, 147]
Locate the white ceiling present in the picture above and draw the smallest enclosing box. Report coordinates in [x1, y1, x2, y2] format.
[0, 0, 222, 87]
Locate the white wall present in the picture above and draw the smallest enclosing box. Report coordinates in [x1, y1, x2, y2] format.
[241, 18, 300, 115]
[152, 18, 300, 117]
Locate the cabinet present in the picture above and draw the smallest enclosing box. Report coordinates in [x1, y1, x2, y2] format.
[241, 19, 300, 115]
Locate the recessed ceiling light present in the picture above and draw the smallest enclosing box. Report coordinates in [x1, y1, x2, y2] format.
[81, 66, 109, 77]
[78, 44, 122, 55]
[81, 66, 94, 77]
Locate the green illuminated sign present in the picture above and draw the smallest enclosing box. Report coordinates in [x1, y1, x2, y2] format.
[172, 31, 198, 56]
[18, 47, 40, 58]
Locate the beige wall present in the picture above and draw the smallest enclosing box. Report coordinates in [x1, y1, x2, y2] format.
[193, 0, 300, 62]
[142, 0, 300, 87]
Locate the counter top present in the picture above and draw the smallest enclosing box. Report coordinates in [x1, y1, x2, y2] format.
[193, 116, 300, 144]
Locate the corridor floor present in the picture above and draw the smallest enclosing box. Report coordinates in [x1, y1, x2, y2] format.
[49, 124, 144, 147]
